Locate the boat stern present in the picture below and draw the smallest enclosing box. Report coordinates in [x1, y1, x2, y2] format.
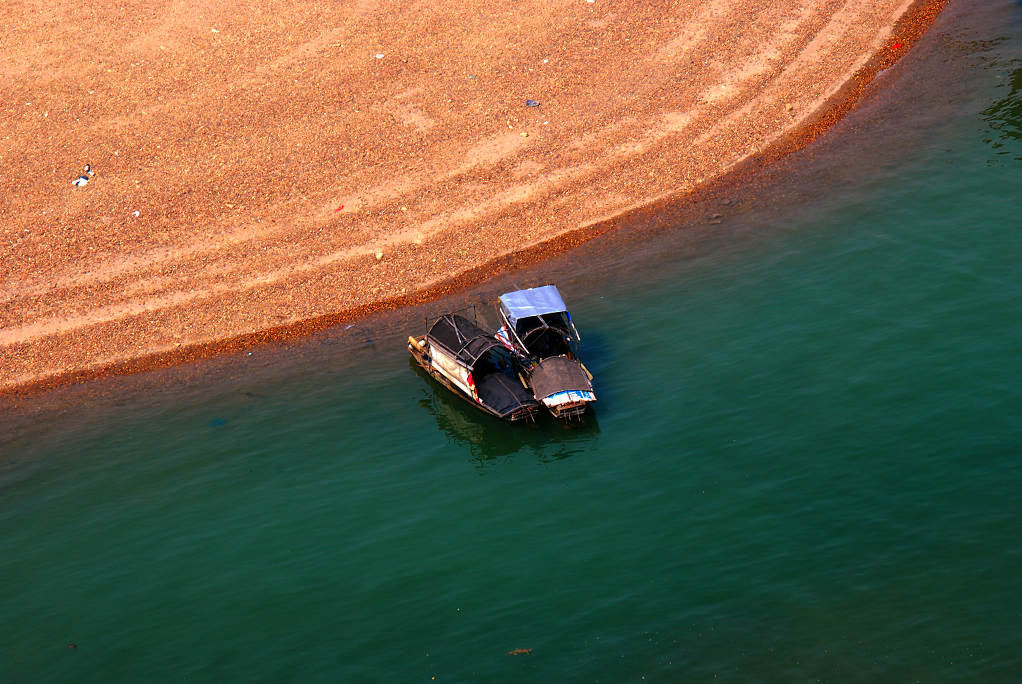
[529, 356, 596, 420]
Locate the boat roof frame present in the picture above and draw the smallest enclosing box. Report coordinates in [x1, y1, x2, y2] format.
[427, 313, 511, 368]
[498, 285, 581, 351]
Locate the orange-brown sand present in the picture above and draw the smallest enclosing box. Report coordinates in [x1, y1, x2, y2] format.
[1, 0, 947, 395]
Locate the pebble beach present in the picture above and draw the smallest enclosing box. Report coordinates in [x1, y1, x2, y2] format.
[0, 0, 948, 394]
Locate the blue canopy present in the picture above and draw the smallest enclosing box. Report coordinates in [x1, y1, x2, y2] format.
[499, 285, 568, 328]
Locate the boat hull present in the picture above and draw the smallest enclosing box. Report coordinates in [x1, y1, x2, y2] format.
[408, 336, 538, 423]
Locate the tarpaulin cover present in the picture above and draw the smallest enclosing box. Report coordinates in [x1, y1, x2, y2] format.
[529, 356, 593, 400]
[542, 389, 597, 407]
[498, 285, 568, 329]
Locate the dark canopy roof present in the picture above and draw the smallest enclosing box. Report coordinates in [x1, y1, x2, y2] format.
[475, 373, 538, 418]
[529, 356, 593, 400]
[426, 314, 504, 367]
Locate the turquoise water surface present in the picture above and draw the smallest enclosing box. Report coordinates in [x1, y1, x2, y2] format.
[3, 1, 1022, 681]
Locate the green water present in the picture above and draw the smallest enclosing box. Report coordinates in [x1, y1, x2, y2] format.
[3, 1, 1022, 681]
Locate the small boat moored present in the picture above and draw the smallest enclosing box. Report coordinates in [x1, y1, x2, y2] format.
[496, 285, 596, 420]
[409, 313, 540, 422]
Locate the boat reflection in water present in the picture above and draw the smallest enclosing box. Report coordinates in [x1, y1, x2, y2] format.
[413, 361, 600, 468]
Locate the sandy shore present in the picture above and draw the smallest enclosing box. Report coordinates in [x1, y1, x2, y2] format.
[1, 0, 947, 394]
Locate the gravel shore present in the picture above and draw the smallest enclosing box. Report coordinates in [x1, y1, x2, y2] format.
[0, 0, 947, 394]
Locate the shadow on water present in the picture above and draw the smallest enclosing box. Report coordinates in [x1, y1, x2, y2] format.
[411, 362, 600, 470]
[983, 58, 1022, 160]
[575, 326, 613, 377]
[975, 3, 1022, 161]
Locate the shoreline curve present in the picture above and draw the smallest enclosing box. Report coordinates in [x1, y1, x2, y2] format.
[1, 0, 950, 398]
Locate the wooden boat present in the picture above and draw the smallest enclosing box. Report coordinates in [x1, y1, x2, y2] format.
[496, 285, 596, 420]
[408, 313, 540, 422]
